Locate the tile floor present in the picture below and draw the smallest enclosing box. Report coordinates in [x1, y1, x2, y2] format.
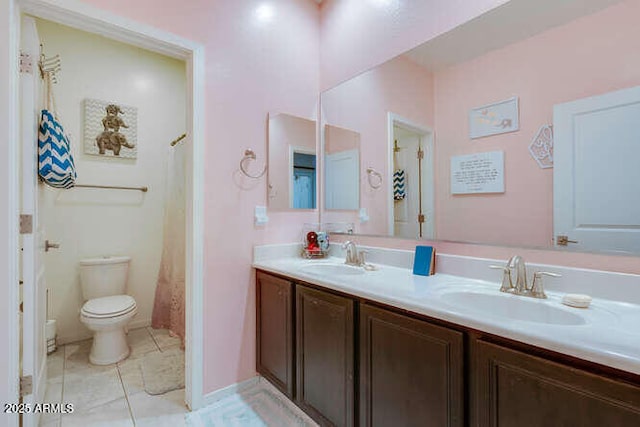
[186, 379, 318, 427]
[40, 326, 187, 427]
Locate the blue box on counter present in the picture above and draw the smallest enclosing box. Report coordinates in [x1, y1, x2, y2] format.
[412, 245, 435, 276]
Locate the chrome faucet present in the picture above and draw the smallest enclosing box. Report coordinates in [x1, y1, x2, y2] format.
[343, 241, 359, 265]
[490, 256, 561, 299]
[508, 255, 528, 294]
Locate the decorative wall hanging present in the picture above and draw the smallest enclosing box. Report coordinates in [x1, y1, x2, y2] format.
[469, 97, 519, 139]
[84, 99, 138, 158]
[528, 124, 553, 168]
[451, 151, 504, 195]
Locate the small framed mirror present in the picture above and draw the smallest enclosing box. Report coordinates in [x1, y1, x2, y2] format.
[268, 113, 318, 210]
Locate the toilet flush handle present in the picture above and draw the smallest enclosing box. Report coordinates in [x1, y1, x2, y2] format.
[45, 240, 60, 252]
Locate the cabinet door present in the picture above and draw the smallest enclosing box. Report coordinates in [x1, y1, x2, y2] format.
[474, 339, 640, 427]
[360, 304, 464, 427]
[296, 285, 354, 427]
[256, 271, 294, 398]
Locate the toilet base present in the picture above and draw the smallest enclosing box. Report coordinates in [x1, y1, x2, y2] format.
[89, 328, 131, 365]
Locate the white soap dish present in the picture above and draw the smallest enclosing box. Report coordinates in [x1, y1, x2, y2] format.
[562, 294, 592, 308]
[363, 264, 379, 271]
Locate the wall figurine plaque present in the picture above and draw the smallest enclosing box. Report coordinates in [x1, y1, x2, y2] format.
[84, 99, 138, 159]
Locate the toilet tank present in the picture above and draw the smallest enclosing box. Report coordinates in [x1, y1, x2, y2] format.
[79, 256, 131, 300]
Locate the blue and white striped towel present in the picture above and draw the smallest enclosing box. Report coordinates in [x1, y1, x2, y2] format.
[38, 109, 77, 189]
[393, 169, 406, 201]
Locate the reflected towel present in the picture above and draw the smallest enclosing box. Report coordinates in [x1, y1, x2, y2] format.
[393, 169, 406, 200]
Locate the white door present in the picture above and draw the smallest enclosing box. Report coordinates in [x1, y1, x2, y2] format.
[393, 127, 422, 239]
[325, 149, 359, 210]
[388, 118, 434, 240]
[554, 85, 640, 253]
[20, 16, 48, 427]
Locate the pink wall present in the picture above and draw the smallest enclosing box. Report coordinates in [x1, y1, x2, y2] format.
[434, 0, 640, 248]
[322, 56, 434, 234]
[319, 0, 510, 90]
[72, 0, 320, 394]
[324, 124, 359, 154]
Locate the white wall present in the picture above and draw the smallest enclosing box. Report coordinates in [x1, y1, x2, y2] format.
[36, 19, 186, 344]
[1, 0, 19, 422]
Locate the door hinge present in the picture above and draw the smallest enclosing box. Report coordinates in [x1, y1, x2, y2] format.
[19, 52, 33, 74]
[20, 215, 33, 234]
[556, 235, 578, 246]
[417, 148, 424, 160]
[418, 214, 425, 224]
[20, 375, 33, 397]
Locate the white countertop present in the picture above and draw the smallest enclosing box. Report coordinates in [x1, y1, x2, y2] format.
[253, 254, 640, 376]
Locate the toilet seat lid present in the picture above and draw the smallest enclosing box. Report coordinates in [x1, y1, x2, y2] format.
[81, 295, 136, 318]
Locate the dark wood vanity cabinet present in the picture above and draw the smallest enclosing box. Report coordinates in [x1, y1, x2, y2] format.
[359, 304, 464, 427]
[296, 285, 355, 427]
[255, 270, 640, 427]
[473, 339, 640, 427]
[256, 271, 294, 398]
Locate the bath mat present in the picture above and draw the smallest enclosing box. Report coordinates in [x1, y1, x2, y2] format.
[186, 383, 316, 427]
[141, 348, 185, 395]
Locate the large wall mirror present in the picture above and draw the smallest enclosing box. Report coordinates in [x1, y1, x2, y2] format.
[320, 0, 640, 255]
[268, 113, 317, 210]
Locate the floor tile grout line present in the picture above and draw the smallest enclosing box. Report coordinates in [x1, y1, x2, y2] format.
[116, 363, 136, 427]
[58, 344, 66, 427]
[146, 326, 163, 352]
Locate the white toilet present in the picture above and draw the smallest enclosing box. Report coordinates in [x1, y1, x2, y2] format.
[79, 256, 138, 365]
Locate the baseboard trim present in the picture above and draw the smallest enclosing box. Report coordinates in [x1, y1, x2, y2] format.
[129, 318, 151, 330]
[57, 318, 152, 346]
[201, 376, 260, 406]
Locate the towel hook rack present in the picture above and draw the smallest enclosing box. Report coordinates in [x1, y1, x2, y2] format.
[239, 148, 267, 179]
[366, 167, 383, 189]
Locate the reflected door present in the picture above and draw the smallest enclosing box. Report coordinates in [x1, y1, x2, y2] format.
[554, 85, 640, 253]
[393, 127, 422, 239]
[325, 149, 359, 210]
[292, 152, 316, 209]
[293, 168, 316, 209]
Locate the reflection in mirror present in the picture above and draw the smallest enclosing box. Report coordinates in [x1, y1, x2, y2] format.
[390, 119, 434, 240]
[320, 0, 640, 254]
[268, 113, 317, 210]
[324, 124, 360, 210]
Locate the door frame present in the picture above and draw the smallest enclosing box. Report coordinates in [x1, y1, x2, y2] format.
[386, 112, 434, 238]
[7, 0, 206, 419]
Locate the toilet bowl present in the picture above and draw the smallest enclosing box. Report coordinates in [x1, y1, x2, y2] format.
[80, 295, 137, 365]
[78, 256, 137, 365]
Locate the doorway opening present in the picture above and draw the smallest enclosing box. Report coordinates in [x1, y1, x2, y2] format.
[387, 113, 434, 240]
[13, 3, 204, 426]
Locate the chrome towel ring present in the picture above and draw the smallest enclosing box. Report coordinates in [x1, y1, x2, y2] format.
[366, 167, 383, 189]
[240, 148, 267, 179]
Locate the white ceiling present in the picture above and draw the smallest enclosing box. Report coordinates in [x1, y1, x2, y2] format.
[405, 0, 624, 71]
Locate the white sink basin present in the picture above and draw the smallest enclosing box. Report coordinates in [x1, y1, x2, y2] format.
[440, 291, 586, 326]
[299, 263, 365, 276]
